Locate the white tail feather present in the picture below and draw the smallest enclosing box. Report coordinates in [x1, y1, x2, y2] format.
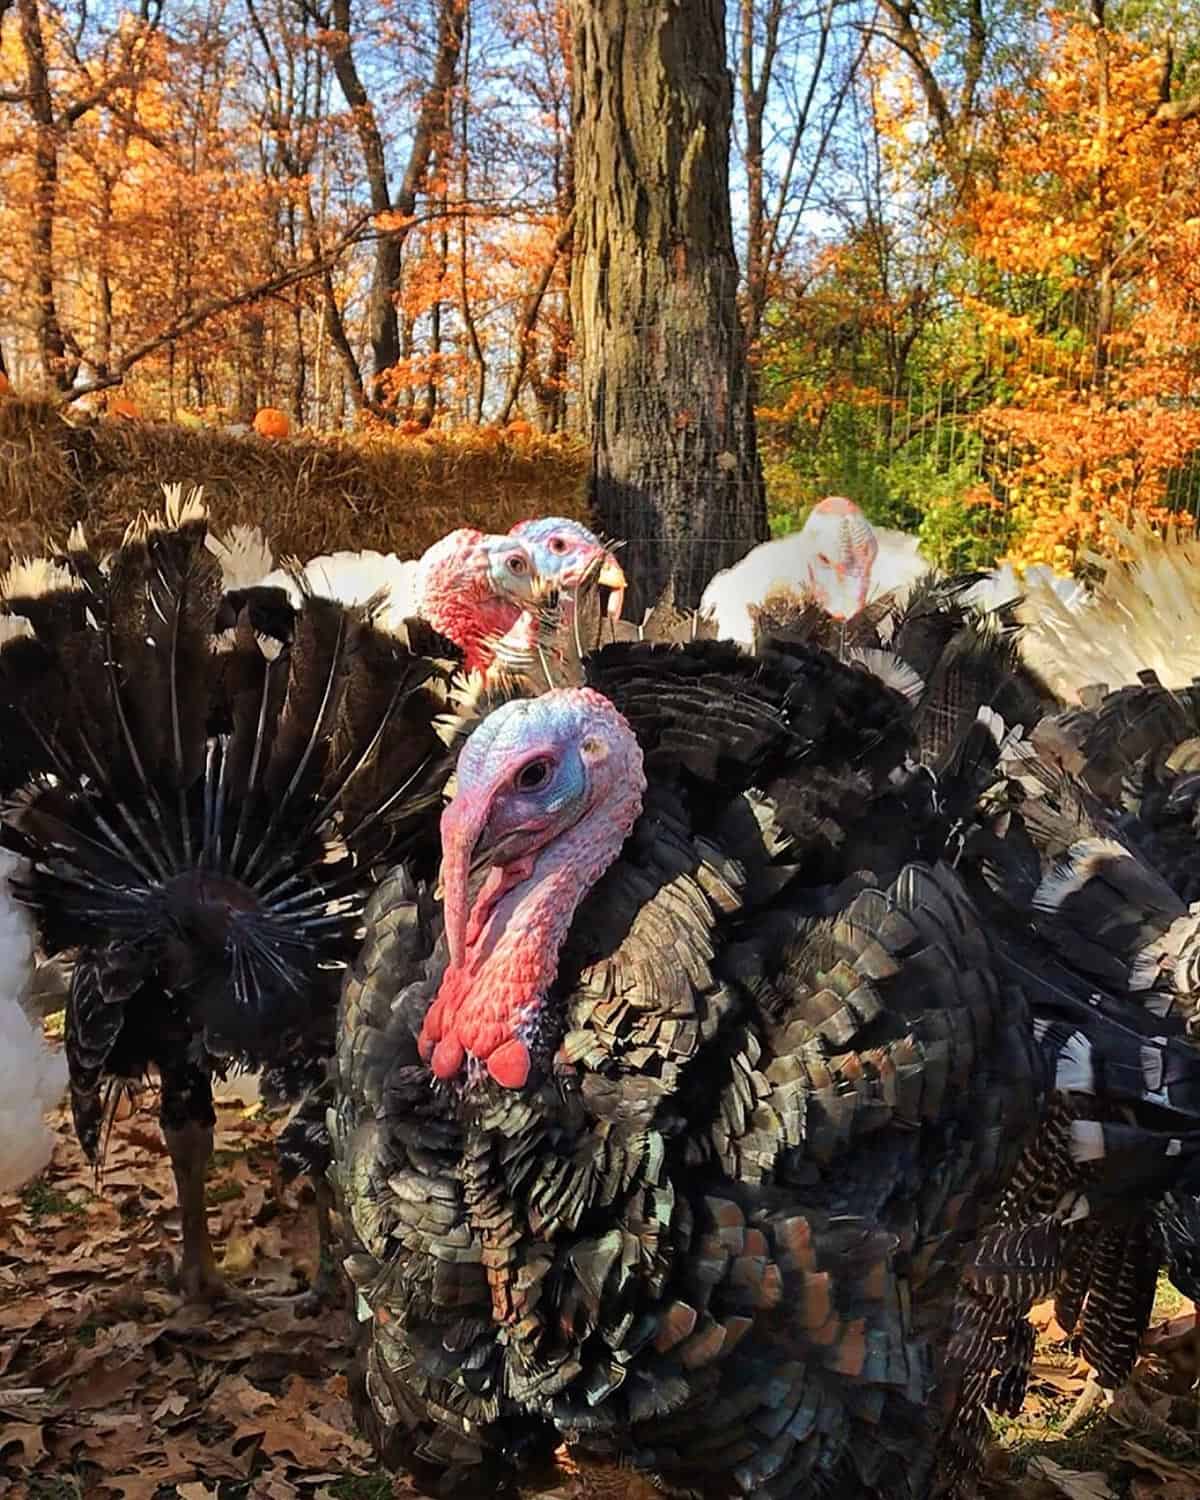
[1018, 517, 1200, 701]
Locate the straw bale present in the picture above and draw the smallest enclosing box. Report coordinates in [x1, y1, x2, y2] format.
[0, 409, 590, 562]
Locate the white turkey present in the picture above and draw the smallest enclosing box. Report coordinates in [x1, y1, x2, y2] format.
[698, 497, 1081, 656]
[0, 841, 66, 1195]
[699, 496, 896, 643]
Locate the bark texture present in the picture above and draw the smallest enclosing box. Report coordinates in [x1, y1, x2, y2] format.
[569, 0, 767, 613]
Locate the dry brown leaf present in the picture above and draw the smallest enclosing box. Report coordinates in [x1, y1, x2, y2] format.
[1121, 1441, 1200, 1486]
[0, 1420, 47, 1465]
[1131, 1478, 1200, 1500]
[100, 1474, 173, 1500]
[1027, 1456, 1117, 1500]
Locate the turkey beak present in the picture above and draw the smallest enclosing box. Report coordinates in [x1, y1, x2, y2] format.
[599, 555, 627, 620]
[438, 790, 493, 970]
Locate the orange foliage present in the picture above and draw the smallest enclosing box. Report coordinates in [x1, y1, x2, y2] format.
[964, 12, 1200, 571]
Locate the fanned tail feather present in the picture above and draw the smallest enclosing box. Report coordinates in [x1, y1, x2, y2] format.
[0, 498, 458, 1163]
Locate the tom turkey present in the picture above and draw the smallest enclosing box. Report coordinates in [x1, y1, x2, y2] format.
[331, 622, 1044, 1497]
[0, 491, 549, 1301]
[879, 687, 1200, 1447]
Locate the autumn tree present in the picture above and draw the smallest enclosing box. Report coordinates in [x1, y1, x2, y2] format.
[301, 0, 467, 410]
[569, 0, 766, 612]
[965, 7, 1200, 569]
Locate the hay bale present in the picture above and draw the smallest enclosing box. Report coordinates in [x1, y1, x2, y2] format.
[0, 414, 591, 560]
[0, 398, 101, 558]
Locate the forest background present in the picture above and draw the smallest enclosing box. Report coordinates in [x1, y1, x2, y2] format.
[2, 0, 1200, 577]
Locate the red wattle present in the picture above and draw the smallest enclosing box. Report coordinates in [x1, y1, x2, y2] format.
[487, 1039, 531, 1089]
[431, 1036, 465, 1079]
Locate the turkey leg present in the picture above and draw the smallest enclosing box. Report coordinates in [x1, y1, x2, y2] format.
[163, 1118, 226, 1301]
[311, 1175, 343, 1304]
[291, 1174, 346, 1314]
[159, 1062, 232, 1303]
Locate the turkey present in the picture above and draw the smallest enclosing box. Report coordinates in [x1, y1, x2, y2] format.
[930, 712, 1200, 1438]
[699, 496, 891, 642]
[331, 617, 1043, 1497]
[0, 843, 67, 1194]
[252, 520, 617, 668]
[697, 498, 1081, 670]
[0, 492, 548, 1302]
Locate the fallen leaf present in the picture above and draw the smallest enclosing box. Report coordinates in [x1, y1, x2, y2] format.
[1121, 1440, 1200, 1487]
[220, 1231, 258, 1276]
[1027, 1456, 1116, 1500]
[0, 1421, 47, 1465]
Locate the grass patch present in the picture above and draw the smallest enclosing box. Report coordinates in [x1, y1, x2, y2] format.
[205, 1179, 245, 1207]
[1153, 1268, 1190, 1322]
[327, 1474, 396, 1500]
[20, 1178, 88, 1221]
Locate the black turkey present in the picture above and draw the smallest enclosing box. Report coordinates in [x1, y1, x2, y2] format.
[331, 629, 1043, 1497]
[0, 491, 468, 1302]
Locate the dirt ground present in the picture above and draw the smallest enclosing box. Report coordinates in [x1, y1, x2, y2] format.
[2, 1078, 1200, 1500]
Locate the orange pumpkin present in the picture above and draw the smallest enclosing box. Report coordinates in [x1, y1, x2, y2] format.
[254, 406, 290, 439]
[0, 371, 10, 397]
[109, 396, 142, 421]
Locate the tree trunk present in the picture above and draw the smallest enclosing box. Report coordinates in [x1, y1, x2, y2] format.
[18, 0, 72, 389]
[568, 0, 766, 614]
[316, 0, 465, 409]
[1091, 0, 1114, 385]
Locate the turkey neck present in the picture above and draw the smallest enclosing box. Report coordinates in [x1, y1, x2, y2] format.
[420, 586, 521, 675]
[423, 781, 643, 1088]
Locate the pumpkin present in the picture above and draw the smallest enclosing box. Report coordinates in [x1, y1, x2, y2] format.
[0, 371, 10, 397]
[254, 406, 290, 439]
[109, 396, 142, 421]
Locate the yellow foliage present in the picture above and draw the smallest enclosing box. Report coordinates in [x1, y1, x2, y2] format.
[963, 11, 1200, 572]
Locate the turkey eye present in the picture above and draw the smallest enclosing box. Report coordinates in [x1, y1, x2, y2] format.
[516, 759, 552, 791]
[549, 536, 568, 554]
[507, 555, 527, 575]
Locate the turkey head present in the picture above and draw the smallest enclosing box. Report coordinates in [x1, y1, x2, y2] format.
[509, 516, 628, 622]
[801, 495, 879, 619]
[412, 527, 543, 675]
[419, 688, 646, 1088]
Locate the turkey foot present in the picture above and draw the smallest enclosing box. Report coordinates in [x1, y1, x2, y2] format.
[163, 1119, 245, 1305]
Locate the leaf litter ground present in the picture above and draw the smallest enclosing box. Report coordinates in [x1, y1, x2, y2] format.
[2, 1061, 1200, 1500]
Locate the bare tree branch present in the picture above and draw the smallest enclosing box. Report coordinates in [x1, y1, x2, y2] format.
[497, 210, 575, 425]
